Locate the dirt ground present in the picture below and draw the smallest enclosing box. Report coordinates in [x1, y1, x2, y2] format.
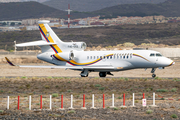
[0, 56, 180, 119]
[0, 77, 180, 119]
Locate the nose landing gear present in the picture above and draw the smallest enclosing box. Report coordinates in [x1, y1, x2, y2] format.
[80, 69, 89, 77]
[151, 68, 156, 78]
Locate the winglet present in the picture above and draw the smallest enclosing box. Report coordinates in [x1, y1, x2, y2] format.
[5, 57, 15, 66]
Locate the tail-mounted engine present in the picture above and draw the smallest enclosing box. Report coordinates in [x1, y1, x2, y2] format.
[53, 51, 74, 61]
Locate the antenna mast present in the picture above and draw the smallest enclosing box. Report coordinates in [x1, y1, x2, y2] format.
[66, 4, 72, 28]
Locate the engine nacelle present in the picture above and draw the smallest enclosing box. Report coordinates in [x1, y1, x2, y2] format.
[64, 42, 86, 51]
[53, 52, 74, 61]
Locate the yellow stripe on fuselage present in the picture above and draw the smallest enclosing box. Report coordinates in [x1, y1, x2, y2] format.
[54, 53, 113, 66]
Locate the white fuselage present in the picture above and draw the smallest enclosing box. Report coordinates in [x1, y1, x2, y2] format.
[37, 50, 174, 72]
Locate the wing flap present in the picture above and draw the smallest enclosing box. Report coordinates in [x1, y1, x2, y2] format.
[16, 40, 56, 47]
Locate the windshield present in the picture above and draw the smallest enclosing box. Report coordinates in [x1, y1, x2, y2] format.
[150, 53, 155, 57]
[156, 53, 162, 57]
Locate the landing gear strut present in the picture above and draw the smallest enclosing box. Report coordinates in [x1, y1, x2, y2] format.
[151, 68, 156, 78]
[107, 72, 114, 76]
[80, 69, 89, 77]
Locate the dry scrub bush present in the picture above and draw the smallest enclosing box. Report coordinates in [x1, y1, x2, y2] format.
[123, 42, 135, 47]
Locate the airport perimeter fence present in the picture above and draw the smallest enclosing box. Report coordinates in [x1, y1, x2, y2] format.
[0, 51, 40, 55]
[0, 48, 180, 57]
[1, 92, 179, 111]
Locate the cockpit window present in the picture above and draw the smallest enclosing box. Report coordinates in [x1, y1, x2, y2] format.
[150, 53, 155, 57]
[156, 53, 162, 57]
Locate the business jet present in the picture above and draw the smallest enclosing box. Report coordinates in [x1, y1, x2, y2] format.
[5, 20, 175, 78]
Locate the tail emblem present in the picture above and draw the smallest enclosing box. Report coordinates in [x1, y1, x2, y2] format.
[46, 32, 50, 38]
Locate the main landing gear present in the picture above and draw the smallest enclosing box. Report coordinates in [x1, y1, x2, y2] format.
[99, 72, 114, 77]
[151, 68, 156, 78]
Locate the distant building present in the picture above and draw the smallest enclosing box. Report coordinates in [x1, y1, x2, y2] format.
[168, 19, 180, 23]
[90, 21, 104, 25]
[0, 21, 22, 26]
[78, 20, 88, 25]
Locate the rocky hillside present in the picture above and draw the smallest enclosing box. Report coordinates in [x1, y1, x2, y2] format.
[1, 22, 180, 51]
[43, 0, 167, 12]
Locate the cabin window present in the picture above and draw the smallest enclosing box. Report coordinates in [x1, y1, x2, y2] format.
[94, 56, 96, 59]
[107, 56, 109, 59]
[110, 56, 112, 59]
[156, 53, 162, 57]
[123, 56, 125, 59]
[87, 56, 89, 59]
[100, 56, 102, 59]
[97, 56, 99, 59]
[127, 56, 129, 59]
[90, 56, 92, 59]
[150, 53, 155, 57]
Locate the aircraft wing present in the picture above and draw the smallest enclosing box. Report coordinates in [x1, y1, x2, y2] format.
[5, 57, 115, 70]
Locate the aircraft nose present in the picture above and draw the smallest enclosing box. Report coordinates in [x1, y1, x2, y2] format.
[169, 61, 175, 66]
[168, 61, 175, 66]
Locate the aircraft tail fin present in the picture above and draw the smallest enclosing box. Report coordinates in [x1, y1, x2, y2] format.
[38, 20, 63, 53]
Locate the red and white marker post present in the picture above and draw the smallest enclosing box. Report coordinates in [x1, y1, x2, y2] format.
[40, 95, 42, 109]
[69, 95, 74, 109]
[59, 95, 65, 110]
[121, 93, 127, 108]
[81, 94, 87, 109]
[18, 96, 20, 110]
[110, 94, 115, 108]
[150, 92, 157, 107]
[142, 93, 146, 107]
[90, 94, 96, 109]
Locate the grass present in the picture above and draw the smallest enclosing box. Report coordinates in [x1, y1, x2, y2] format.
[113, 107, 118, 110]
[21, 76, 27, 79]
[67, 110, 76, 114]
[44, 85, 50, 89]
[124, 78, 129, 81]
[118, 96, 122, 99]
[154, 77, 161, 80]
[0, 110, 4, 113]
[94, 84, 101, 87]
[156, 89, 168, 92]
[171, 114, 178, 118]
[146, 109, 153, 114]
[99, 87, 105, 90]
[52, 93, 58, 98]
[67, 90, 71, 92]
[171, 88, 177, 92]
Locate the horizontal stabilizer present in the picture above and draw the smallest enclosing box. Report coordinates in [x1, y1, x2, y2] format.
[16, 40, 56, 47]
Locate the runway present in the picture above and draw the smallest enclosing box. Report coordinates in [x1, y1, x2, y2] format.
[0, 59, 179, 78]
